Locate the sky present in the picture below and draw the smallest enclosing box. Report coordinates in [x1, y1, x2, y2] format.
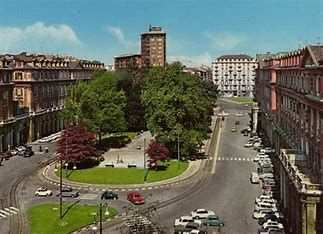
[0, 0, 322, 66]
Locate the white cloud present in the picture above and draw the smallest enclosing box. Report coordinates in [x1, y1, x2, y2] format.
[106, 25, 136, 49]
[0, 22, 81, 53]
[168, 52, 212, 67]
[107, 26, 126, 44]
[205, 32, 246, 50]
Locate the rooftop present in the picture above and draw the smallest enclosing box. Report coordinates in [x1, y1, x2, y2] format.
[216, 54, 253, 61]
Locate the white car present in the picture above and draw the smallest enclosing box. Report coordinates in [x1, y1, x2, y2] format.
[191, 209, 215, 219]
[256, 199, 277, 206]
[250, 172, 260, 184]
[174, 216, 201, 227]
[255, 195, 273, 203]
[253, 155, 270, 162]
[235, 112, 244, 117]
[35, 187, 52, 197]
[253, 209, 280, 219]
[263, 220, 284, 230]
[261, 147, 275, 154]
[255, 203, 277, 212]
[244, 143, 253, 148]
[259, 173, 274, 180]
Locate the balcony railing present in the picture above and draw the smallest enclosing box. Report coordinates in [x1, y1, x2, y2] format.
[279, 149, 322, 195]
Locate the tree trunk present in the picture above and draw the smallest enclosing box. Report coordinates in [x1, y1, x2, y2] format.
[98, 131, 102, 145]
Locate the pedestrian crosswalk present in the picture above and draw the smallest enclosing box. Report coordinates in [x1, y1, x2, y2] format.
[0, 207, 19, 219]
[216, 157, 252, 161]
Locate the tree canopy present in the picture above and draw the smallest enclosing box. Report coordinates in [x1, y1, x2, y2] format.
[141, 62, 214, 157]
[57, 124, 96, 163]
[145, 139, 169, 169]
[62, 71, 127, 144]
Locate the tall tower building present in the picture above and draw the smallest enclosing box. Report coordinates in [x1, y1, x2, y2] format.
[141, 25, 166, 67]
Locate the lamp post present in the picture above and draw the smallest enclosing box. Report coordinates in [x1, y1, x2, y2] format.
[99, 195, 108, 234]
[177, 131, 180, 169]
[54, 159, 63, 219]
[64, 162, 68, 177]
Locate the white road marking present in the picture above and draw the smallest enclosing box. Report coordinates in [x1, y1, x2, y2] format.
[5, 208, 17, 214]
[10, 207, 19, 212]
[211, 119, 223, 174]
[0, 210, 10, 216]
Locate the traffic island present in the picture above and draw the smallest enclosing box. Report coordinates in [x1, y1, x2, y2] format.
[54, 160, 188, 185]
[27, 203, 117, 234]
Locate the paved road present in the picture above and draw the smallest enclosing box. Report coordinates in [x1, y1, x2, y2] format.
[154, 101, 261, 234]
[0, 142, 56, 234]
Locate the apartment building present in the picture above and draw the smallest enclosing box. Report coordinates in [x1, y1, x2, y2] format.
[141, 26, 166, 68]
[183, 65, 212, 82]
[114, 54, 142, 70]
[0, 52, 104, 152]
[255, 45, 323, 234]
[212, 54, 257, 97]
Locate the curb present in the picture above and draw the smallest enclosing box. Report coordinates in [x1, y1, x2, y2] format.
[40, 116, 219, 192]
[41, 159, 202, 192]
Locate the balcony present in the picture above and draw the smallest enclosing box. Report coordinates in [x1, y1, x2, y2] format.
[279, 149, 322, 195]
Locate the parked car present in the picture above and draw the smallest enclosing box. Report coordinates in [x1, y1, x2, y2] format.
[174, 216, 201, 227]
[255, 195, 274, 203]
[244, 143, 253, 148]
[253, 209, 280, 219]
[231, 127, 237, 132]
[127, 191, 145, 205]
[255, 203, 277, 212]
[263, 220, 284, 230]
[101, 191, 118, 200]
[202, 215, 224, 227]
[258, 214, 282, 225]
[250, 172, 260, 184]
[191, 208, 215, 219]
[35, 187, 52, 197]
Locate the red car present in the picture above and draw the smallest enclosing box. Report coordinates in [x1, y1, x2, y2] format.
[127, 191, 145, 205]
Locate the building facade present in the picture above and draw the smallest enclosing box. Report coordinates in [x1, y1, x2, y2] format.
[141, 26, 166, 68]
[114, 54, 142, 71]
[255, 45, 323, 234]
[0, 52, 104, 153]
[183, 65, 212, 82]
[212, 54, 257, 97]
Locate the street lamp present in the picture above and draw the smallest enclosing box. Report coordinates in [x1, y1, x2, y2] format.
[99, 194, 108, 234]
[54, 158, 63, 219]
[177, 131, 180, 170]
[64, 162, 68, 177]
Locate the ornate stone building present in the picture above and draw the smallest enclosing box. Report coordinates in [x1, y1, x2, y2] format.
[255, 45, 323, 234]
[0, 52, 104, 152]
[212, 54, 257, 97]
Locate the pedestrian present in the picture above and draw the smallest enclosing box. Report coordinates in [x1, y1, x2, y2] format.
[39, 145, 42, 152]
[45, 146, 49, 153]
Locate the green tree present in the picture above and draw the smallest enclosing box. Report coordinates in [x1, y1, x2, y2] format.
[142, 62, 214, 158]
[81, 72, 127, 144]
[116, 69, 146, 131]
[61, 81, 89, 124]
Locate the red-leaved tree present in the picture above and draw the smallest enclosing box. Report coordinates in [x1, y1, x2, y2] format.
[145, 139, 169, 169]
[57, 124, 97, 164]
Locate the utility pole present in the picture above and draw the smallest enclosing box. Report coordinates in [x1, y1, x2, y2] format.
[99, 202, 103, 234]
[143, 138, 146, 169]
[177, 131, 180, 169]
[59, 158, 63, 219]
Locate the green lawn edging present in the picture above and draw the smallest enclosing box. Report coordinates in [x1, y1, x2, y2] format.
[28, 203, 117, 234]
[57, 160, 189, 185]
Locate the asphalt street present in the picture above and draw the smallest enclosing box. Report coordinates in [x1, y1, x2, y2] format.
[0, 141, 56, 234]
[154, 100, 261, 234]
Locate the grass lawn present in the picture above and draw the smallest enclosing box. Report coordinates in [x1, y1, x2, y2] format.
[28, 203, 117, 234]
[227, 96, 255, 104]
[59, 160, 189, 184]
